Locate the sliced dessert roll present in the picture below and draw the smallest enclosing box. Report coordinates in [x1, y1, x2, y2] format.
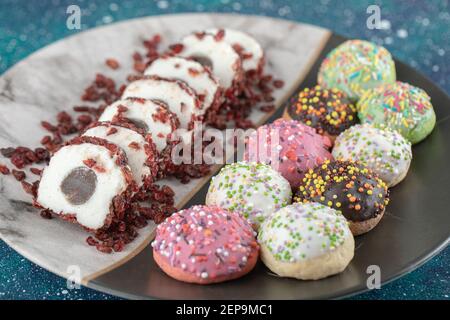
[144, 56, 222, 116]
[206, 28, 264, 77]
[83, 121, 158, 188]
[122, 76, 201, 130]
[98, 98, 178, 154]
[175, 32, 244, 95]
[36, 136, 136, 231]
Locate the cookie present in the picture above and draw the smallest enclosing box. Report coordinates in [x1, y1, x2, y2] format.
[258, 202, 354, 280]
[152, 205, 259, 284]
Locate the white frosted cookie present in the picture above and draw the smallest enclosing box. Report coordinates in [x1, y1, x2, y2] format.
[258, 202, 354, 280]
[177, 32, 243, 92]
[99, 98, 178, 153]
[36, 137, 135, 231]
[144, 56, 221, 115]
[206, 28, 264, 74]
[83, 122, 156, 187]
[332, 123, 412, 187]
[205, 162, 292, 229]
[122, 76, 201, 130]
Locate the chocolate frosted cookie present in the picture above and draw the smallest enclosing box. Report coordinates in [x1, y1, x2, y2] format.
[294, 160, 389, 236]
[36, 136, 136, 231]
[284, 86, 357, 141]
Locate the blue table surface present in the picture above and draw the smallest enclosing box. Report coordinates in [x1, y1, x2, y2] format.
[0, 0, 449, 300]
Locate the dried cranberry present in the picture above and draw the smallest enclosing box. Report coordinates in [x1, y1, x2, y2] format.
[40, 209, 53, 219]
[0, 164, 10, 175]
[0, 147, 15, 158]
[12, 169, 26, 181]
[105, 58, 120, 70]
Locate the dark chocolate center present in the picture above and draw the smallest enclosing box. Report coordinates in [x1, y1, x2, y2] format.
[60, 167, 97, 205]
[190, 55, 213, 70]
[128, 118, 149, 131]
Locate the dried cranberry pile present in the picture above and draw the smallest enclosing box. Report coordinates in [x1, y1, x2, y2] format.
[0, 33, 283, 254]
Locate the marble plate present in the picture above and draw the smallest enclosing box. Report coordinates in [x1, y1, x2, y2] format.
[0, 13, 449, 300]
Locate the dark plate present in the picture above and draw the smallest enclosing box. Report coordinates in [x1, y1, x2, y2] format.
[89, 34, 450, 299]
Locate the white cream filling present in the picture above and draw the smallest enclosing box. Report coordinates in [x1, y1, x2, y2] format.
[144, 56, 220, 113]
[206, 28, 264, 72]
[37, 143, 127, 230]
[122, 78, 197, 129]
[180, 33, 241, 89]
[99, 99, 172, 153]
[83, 125, 151, 186]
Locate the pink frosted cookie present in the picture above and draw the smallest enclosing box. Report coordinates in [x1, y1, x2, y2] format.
[152, 205, 259, 284]
[244, 119, 333, 189]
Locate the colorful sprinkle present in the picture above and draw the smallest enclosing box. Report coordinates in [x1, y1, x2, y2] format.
[318, 39, 396, 100]
[287, 85, 357, 136]
[357, 81, 436, 144]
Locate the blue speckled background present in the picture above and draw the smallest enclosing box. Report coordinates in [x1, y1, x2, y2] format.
[0, 0, 449, 300]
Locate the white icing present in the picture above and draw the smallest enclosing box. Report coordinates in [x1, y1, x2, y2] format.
[258, 202, 351, 261]
[179, 33, 241, 89]
[37, 143, 128, 230]
[99, 98, 172, 152]
[83, 124, 151, 187]
[206, 162, 292, 229]
[144, 56, 220, 112]
[122, 77, 197, 130]
[206, 28, 264, 72]
[332, 124, 412, 187]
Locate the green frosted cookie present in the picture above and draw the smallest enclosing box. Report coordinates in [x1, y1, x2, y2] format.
[318, 39, 396, 101]
[357, 81, 436, 144]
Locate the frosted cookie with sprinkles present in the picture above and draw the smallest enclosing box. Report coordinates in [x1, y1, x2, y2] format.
[174, 31, 244, 95]
[258, 202, 354, 280]
[357, 81, 436, 144]
[332, 124, 412, 187]
[99, 98, 178, 154]
[122, 75, 201, 130]
[205, 162, 292, 229]
[244, 119, 333, 189]
[206, 28, 264, 76]
[294, 160, 389, 236]
[284, 85, 357, 141]
[318, 39, 396, 100]
[144, 56, 222, 116]
[152, 205, 259, 284]
[83, 121, 158, 188]
[36, 136, 136, 231]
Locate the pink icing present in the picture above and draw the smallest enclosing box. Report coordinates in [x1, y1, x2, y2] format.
[244, 119, 333, 189]
[152, 205, 258, 281]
